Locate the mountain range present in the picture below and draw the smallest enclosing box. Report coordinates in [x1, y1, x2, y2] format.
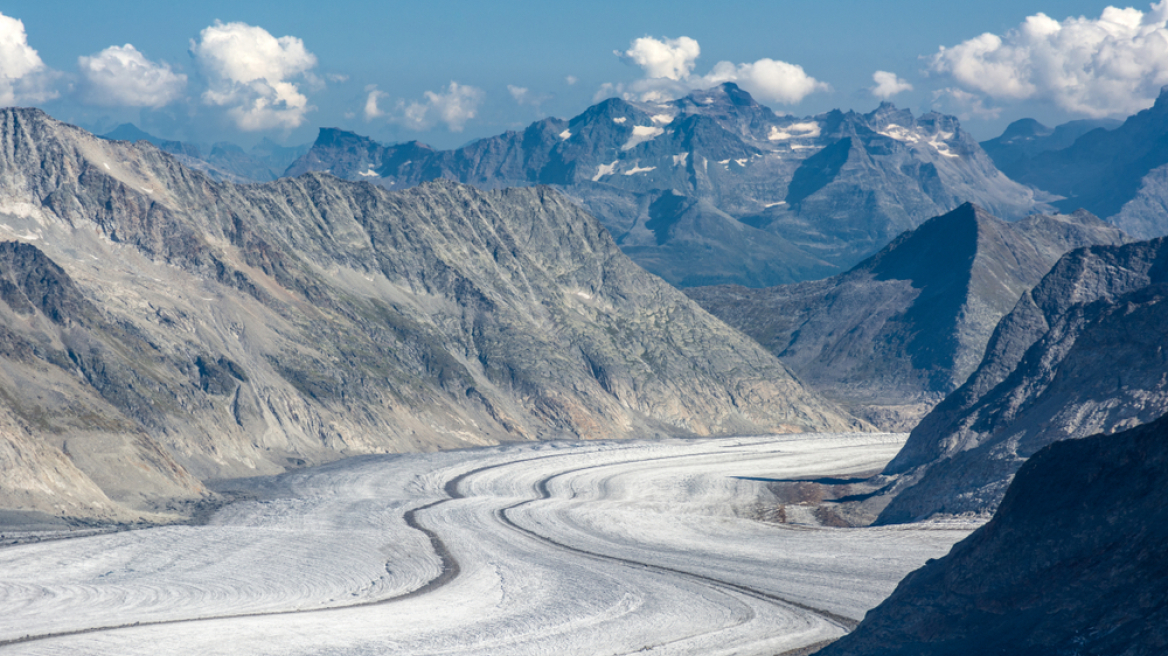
[0, 107, 861, 524]
[99, 123, 311, 183]
[686, 203, 1129, 429]
[983, 86, 1168, 239]
[286, 83, 1045, 288]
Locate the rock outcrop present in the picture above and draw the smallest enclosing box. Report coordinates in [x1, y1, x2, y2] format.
[817, 412, 1168, 655]
[0, 107, 862, 523]
[686, 204, 1129, 429]
[289, 84, 1045, 287]
[880, 237, 1168, 522]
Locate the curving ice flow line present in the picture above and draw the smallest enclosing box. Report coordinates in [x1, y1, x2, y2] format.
[0, 435, 975, 655]
[489, 454, 860, 630]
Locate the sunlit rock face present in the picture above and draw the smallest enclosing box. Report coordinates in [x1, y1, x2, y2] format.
[0, 107, 861, 521]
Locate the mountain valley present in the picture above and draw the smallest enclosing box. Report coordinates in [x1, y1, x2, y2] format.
[0, 107, 861, 524]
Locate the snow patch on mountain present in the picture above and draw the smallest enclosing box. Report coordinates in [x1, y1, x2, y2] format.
[621, 125, 665, 151]
[769, 122, 821, 141]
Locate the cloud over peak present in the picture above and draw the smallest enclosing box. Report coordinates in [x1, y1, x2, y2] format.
[364, 81, 485, 132]
[78, 45, 186, 108]
[0, 12, 57, 106]
[190, 21, 317, 130]
[871, 70, 912, 99]
[606, 35, 827, 106]
[619, 36, 700, 81]
[930, 2, 1168, 117]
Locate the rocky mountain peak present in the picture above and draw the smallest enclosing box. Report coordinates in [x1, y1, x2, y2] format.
[686, 204, 1129, 429]
[998, 117, 1053, 141]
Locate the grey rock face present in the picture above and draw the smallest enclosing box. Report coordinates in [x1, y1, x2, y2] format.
[817, 413, 1168, 656]
[0, 108, 862, 522]
[880, 237, 1168, 522]
[287, 85, 1045, 288]
[685, 204, 1128, 429]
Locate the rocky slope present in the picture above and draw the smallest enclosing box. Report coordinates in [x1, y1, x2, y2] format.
[817, 413, 1168, 656]
[685, 203, 1129, 429]
[999, 87, 1168, 238]
[879, 237, 1168, 522]
[0, 107, 862, 524]
[288, 84, 1045, 287]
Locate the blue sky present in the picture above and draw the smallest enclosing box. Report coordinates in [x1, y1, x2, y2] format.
[1, 0, 1161, 148]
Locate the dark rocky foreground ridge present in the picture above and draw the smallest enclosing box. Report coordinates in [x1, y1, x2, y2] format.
[880, 236, 1168, 523]
[686, 203, 1129, 430]
[817, 412, 1168, 656]
[0, 107, 863, 523]
[288, 83, 1044, 288]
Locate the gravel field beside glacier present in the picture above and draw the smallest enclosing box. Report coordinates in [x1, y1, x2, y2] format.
[0, 433, 977, 655]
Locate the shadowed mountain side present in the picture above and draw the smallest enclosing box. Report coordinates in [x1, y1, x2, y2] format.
[999, 87, 1168, 238]
[686, 204, 1129, 430]
[288, 84, 1045, 287]
[979, 116, 1120, 180]
[817, 413, 1168, 656]
[0, 108, 863, 522]
[610, 192, 837, 287]
[880, 237, 1168, 523]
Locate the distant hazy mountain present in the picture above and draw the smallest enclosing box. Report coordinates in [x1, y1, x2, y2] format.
[979, 116, 1120, 180]
[686, 203, 1128, 430]
[880, 236, 1168, 523]
[288, 83, 1045, 287]
[989, 88, 1168, 238]
[99, 123, 310, 182]
[0, 108, 861, 523]
[818, 412, 1168, 656]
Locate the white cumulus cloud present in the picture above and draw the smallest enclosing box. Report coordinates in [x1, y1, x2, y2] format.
[929, 2, 1168, 117]
[190, 21, 318, 130]
[619, 36, 701, 81]
[371, 81, 481, 131]
[508, 84, 551, 109]
[871, 70, 913, 99]
[0, 12, 58, 106]
[363, 84, 386, 120]
[77, 44, 186, 107]
[605, 36, 827, 106]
